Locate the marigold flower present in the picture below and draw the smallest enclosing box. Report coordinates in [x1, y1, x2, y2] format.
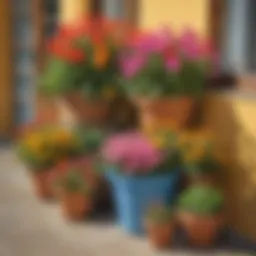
[94, 44, 109, 68]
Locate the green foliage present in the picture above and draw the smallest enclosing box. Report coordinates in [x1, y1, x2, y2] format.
[184, 157, 222, 176]
[72, 127, 105, 155]
[58, 169, 90, 194]
[39, 57, 84, 96]
[16, 144, 54, 172]
[122, 55, 209, 99]
[146, 204, 173, 224]
[178, 185, 224, 216]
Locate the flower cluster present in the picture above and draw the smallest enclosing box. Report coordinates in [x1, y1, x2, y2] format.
[41, 18, 137, 99]
[120, 28, 216, 98]
[101, 132, 180, 175]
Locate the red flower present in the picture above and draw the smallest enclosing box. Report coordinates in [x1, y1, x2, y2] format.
[48, 35, 85, 63]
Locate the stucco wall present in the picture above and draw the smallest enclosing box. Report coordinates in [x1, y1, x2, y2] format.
[139, 0, 209, 35]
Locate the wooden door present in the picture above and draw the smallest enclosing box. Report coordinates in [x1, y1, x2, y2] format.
[0, 0, 13, 139]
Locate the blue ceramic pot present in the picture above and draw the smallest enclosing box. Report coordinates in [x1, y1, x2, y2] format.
[105, 170, 180, 235]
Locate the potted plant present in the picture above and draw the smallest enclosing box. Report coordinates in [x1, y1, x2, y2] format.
[49, 126, 105, 197]
[57, 169, 93, 221]
[101, 132, 181, 235]
[144, 204, 174, 249]
[177, 185, 225, 247]
[120, 28, 215, 129]
[40, 19, 132, 125]
[17, 126, 78, 199]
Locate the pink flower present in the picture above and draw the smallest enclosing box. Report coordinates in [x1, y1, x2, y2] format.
[102, 132, 163, 174]
[120, 54, 146, 78]
[179, 29, 202, 60]
[166, 57, 181, 72]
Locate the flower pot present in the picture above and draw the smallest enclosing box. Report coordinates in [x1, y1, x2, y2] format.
[60, 192, 92, 221]
[32, 172, 53, 199]
[105, 170, 180, 235]
[178, 212, 223, 247]
[145, 220, 174, 249]
[63, 92, 110, 125]
[134, 97, 195, 130]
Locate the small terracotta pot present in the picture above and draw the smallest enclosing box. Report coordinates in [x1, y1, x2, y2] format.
[64, 92, 110, 125]
[178, 211, 223, 247]
[60, 192, 92, 221]
[134, 97, 195, 130]
[32, 172, 53, 199]
[145, 220, 174, 249]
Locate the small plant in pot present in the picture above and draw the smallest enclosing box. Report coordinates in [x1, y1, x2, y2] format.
[101, 131, 181, 235]
[120, 28, 215, 129]
[57, 169, 93, 221]
[177, 185, 225, 247]
[17, 130, 56, 199]
[17, 126, 78, 199]
[144, 204, 174, 249]
[49, 126, 106, 197]
[40, 19, 135, 125]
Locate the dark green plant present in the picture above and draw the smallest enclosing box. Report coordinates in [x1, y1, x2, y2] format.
[58, 169, 90, 194]
[184, 157, 222, 176]
[178, 185, 224, 216]
[145, 204, 173, 224]
[72, 127, 106, 156]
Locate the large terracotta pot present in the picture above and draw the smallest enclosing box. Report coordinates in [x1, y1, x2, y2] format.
[145, 220, 174, 249]
[178, 212, 223, 247]
[32, 171, 53, 199]
[134, 97, 195, 130]
[63, 92, 110, 125]
[60, 192, 92, 221]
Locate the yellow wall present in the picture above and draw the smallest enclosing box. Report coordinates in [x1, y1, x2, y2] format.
[139, 0, 209, 36]
[204, 94, 256, 241]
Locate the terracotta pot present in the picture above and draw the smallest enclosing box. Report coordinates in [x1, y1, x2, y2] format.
[32, 172, 53, 199]
[145, 220, 174, 249]
[60, 192, 92, 221]
[178, 211, 223, 247]
[134, 97, 195, 130]
[63, 92, 110, 125]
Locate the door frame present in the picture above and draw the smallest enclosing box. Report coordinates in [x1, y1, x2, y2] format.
[0, 0, 14, 139]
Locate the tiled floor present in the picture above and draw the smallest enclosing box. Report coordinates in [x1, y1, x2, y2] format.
[0, 147, 255, 256]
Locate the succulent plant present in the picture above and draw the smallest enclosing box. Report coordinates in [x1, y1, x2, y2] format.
[177, 185, 224, 216]
[58, 169, 91, 194]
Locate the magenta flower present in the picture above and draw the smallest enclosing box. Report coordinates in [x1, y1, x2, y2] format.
[101, 132, 163, 174]
[179, 28, 202, 60]
[166, 57, 181, 72]
[120, 54, 146, 78]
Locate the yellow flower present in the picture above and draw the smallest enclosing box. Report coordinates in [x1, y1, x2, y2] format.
[25, 134, 45, 154]
[94, 44, 109, 68]
[148, 135, 166, 149]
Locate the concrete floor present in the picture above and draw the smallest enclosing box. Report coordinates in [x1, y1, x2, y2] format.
[0, 147, 255, 256]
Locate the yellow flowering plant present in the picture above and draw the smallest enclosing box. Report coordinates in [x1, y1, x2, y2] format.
[17, 127, 77, 172]
[17, 126, 106, 173]
[178, 131, 221, 176]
